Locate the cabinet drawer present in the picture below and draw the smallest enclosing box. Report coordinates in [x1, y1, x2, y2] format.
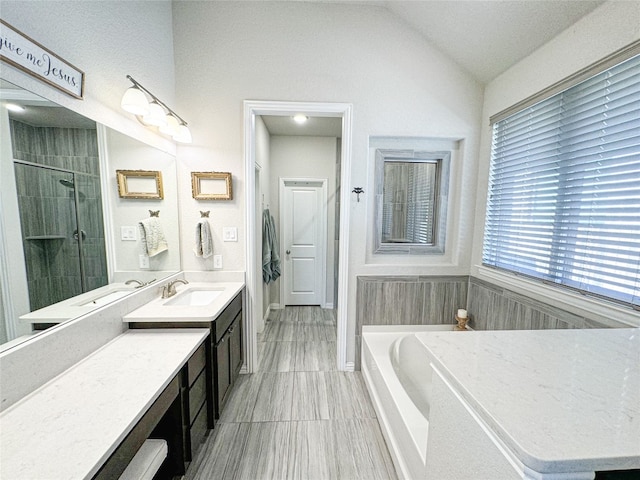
[214, 293, 242, 342]
[189, 403, 208, 461]
[187, 343, 207, 387]
[189, 370, 207, 426]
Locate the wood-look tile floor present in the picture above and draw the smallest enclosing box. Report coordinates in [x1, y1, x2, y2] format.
[186, 306, 398, 480]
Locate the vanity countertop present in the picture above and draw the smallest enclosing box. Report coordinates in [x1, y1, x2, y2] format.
[18, 282, 138, 324]
[0, 328, 209, 480]
[414, 328, 640, 474]
[123, 281, 244, 323]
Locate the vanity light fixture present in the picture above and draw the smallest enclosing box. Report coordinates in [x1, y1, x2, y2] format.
[4, 103, 25, 112]
[121, 75, 192, 144]
[293, 114, 308, 124]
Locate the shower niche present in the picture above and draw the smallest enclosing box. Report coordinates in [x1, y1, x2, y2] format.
[11, 119, 108, 313]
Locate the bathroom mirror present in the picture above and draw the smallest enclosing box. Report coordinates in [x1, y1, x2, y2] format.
[374, 145, 450, 255]
[0, 79, 180, 350]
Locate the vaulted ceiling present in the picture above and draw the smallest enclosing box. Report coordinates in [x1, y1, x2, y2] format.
[381, 0, 606, 84]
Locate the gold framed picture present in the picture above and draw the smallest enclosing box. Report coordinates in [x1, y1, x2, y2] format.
[116, 170, 164, 199]
[191, 171, 233, 200]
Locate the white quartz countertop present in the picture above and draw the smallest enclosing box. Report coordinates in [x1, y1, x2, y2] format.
[0, 329, 209, 480]
[123, 282, 244, 323]
[414, 328, 640, 474]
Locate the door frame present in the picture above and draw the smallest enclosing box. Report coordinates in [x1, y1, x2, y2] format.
[279, 178, 328, 308]
[244, 100, 353, 372]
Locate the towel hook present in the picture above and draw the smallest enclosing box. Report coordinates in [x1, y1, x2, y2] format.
[149, 210, 160, 217]
[200, 210, 210, 218]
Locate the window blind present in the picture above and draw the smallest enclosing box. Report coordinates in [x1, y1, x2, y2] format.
[483, 53, 640, 308]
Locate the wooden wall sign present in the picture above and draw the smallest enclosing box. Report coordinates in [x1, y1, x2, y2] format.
[0, 19, 84, 99]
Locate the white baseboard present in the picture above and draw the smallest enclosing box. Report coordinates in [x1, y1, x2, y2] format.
[323, 303, 334, 309]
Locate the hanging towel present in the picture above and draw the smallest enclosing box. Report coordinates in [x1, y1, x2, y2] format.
[262, 209, 273, 283]
[194, 220, 214, 258]
[268, 212, 281, 282]
[262, 209, 282, 284]
[138, 218, 168, 257]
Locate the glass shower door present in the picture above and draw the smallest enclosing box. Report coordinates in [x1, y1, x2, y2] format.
[14, 163, 107, 311]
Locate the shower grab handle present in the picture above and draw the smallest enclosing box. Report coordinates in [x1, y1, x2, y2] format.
[73, 229, 87, 241]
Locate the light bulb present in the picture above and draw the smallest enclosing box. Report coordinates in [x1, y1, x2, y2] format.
[121, 86, 149, 116]
[142, 101, 167, 127]
[159, 114, 180, 136]
[293, 114, 308, 124]
[173, 123, 192, 144]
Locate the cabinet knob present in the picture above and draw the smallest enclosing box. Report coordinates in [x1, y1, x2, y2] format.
[286, 250, 291, 255]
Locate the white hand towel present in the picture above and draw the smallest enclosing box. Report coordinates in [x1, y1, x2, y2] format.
[194, 220, 214, 258]
[138, 218, 169, 257]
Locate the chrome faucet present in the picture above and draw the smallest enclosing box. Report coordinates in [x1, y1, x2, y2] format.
[162, 279, 189, 298]
[125, 278, 156, 289]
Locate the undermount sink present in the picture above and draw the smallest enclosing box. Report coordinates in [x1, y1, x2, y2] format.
[78, 289, 132, 307]
[164, 288, 223, 306]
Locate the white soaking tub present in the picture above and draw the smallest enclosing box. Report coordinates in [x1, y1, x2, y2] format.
[361, 325, 457, 480]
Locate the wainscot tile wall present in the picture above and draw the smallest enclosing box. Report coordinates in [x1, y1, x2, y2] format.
[355, 275, 468, 370]
[355, 275, 630, 370]
[466, 276, 629, 331]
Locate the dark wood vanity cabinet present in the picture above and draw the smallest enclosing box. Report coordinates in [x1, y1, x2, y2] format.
[212, 292, 243, 418]
[95, 340, 209, 480]
[183, 342, 209, 464]
[129, 288, 245, 431]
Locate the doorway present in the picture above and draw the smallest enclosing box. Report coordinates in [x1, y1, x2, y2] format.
[244, 101, 353, 373]
[280, 178, 327, 307]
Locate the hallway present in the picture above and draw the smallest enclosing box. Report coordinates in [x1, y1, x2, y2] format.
[187, 306, 397, 479]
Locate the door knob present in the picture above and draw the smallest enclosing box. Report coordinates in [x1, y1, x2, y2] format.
[286, 250, 291, 254]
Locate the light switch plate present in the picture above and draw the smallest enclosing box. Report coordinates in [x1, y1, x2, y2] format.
[223, 227, 237, 242]
[121, 226, 137, 241]
[213, 254, 223, 269]
[139, 254, 150, 269]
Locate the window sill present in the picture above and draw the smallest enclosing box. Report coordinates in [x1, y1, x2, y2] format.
[476, 266, 640, 328]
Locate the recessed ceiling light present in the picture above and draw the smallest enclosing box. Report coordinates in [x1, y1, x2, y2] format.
[5, 103, 25, 112]
[293, 114, 308, 124]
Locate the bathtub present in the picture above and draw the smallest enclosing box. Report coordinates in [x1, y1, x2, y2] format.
[361, 325, 456, 480]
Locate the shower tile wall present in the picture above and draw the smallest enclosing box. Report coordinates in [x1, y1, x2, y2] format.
[355, 275, 468, 369]
[466, 276, 628, 330]
[10, 119, 107, 311]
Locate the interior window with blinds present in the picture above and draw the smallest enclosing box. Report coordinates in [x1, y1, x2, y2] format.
[372, 140, 451, 256]
[483, 53, 640, 308]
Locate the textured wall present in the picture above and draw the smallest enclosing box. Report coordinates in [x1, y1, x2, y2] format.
[172, 1, 483, 365]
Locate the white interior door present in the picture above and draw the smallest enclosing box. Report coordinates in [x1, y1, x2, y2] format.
[281, 179, 326, 306]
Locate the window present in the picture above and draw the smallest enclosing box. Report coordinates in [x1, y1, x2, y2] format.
[371, 136, 452, 256]
[483, 52, 640, 308]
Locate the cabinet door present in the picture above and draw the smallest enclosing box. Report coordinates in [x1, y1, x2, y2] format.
[215, 335, 231, 417]
[229, 312, 243, 379]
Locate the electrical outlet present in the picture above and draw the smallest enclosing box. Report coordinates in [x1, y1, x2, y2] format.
[139, 254, 150, 269]
[213, 254, 223, 269]
[121, 226, 137, 241]
[223, 227, 237, 242]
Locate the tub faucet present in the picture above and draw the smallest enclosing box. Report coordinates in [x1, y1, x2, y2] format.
[162, 279, 189, 298]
